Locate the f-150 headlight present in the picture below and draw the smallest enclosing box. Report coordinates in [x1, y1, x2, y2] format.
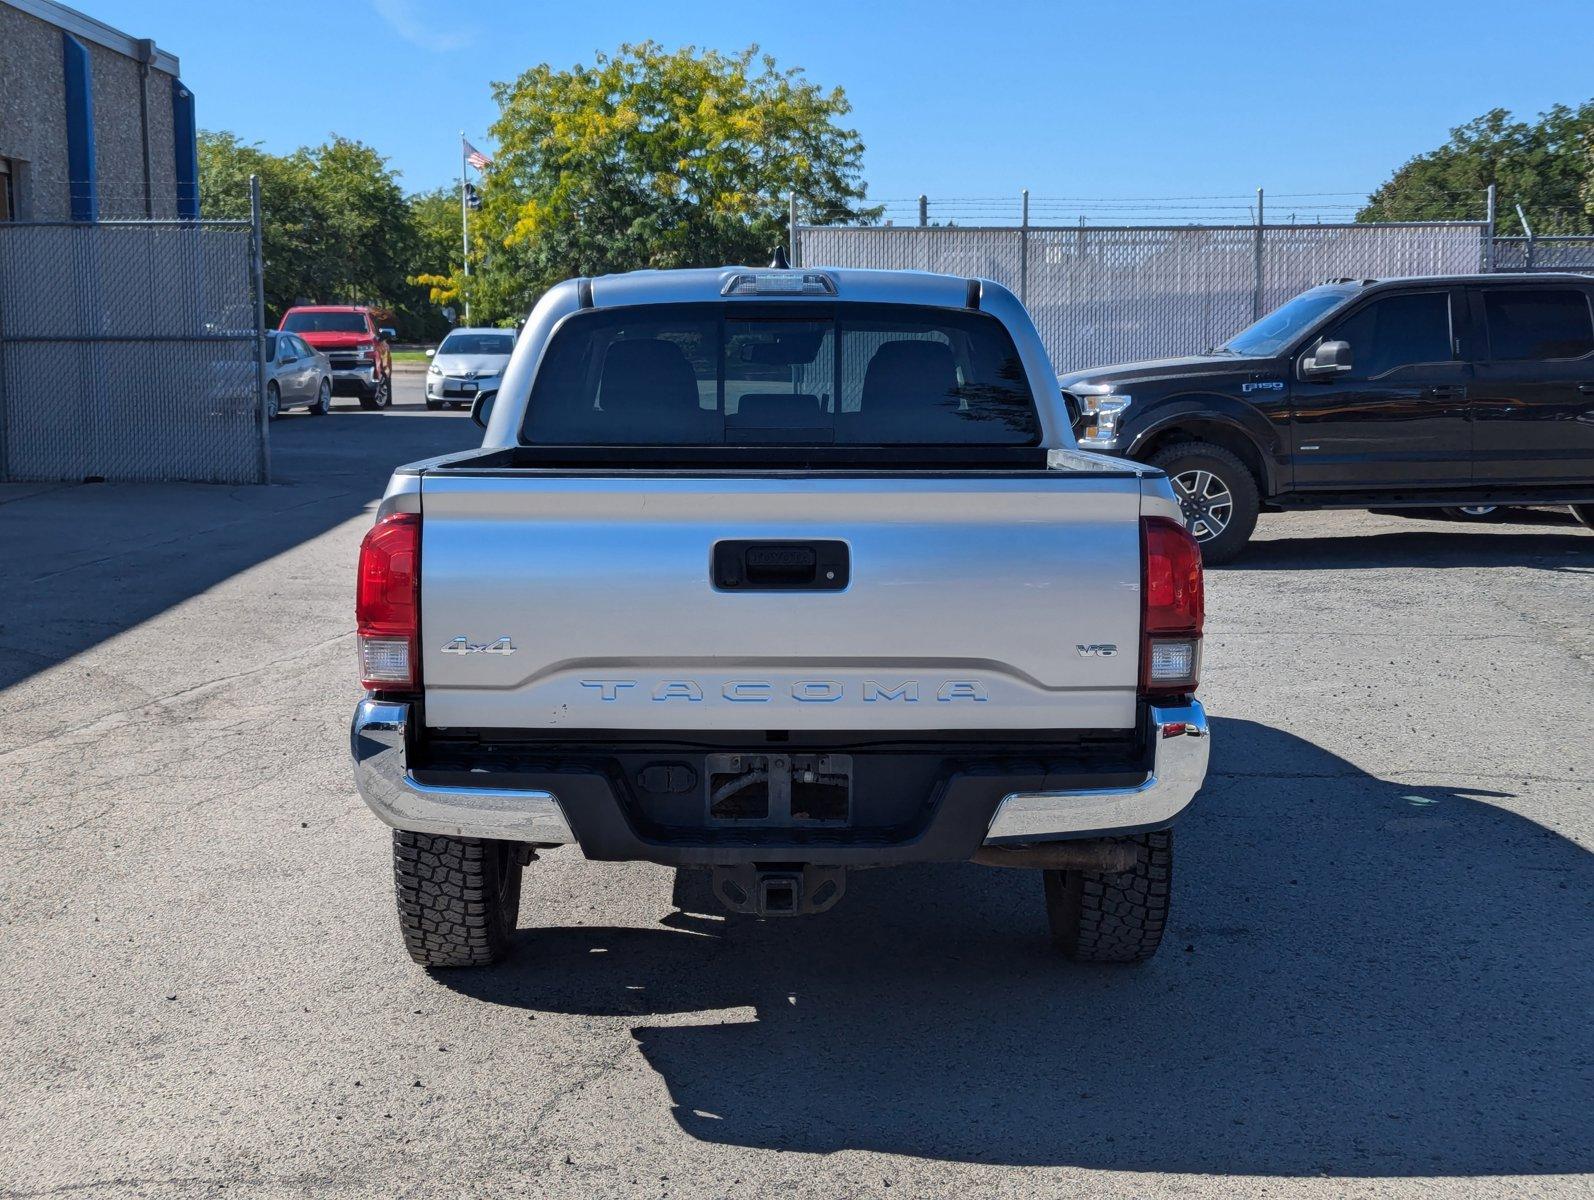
[1074, 391, 1131, 449]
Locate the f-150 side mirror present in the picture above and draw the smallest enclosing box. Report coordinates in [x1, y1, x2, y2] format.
[378, 327, 397, 341]
[470, 391, 495, 429]
[1301, 339, 1353, 378]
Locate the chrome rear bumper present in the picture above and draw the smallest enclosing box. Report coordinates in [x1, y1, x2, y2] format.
[981, 701, 1207, 843]
[350, 699, 576, 844]
[349, 698, 1208, 850]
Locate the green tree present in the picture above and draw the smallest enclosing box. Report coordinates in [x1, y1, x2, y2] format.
[407, 185, 472, 333]
[449, 42, 876, 323]
[199, 132, 443, 334]
[198, 131, 324, 319]
[305, 137, 417, 311]
[1359, 101, 1594, 234]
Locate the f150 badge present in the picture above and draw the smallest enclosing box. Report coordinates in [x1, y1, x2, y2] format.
[441, 636, 516, 656]
[1241, 380, 1284, 393]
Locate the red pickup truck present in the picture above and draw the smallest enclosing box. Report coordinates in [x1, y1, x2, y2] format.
[279, 305, 395, 409]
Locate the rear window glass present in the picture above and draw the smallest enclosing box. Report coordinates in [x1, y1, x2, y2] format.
[282, 311, 367, 334]
[1483, 289, 1594, 361]
[522, 303, 1038, 445]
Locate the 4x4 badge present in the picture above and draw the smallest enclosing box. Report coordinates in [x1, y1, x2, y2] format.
[441, 636, 516, 656]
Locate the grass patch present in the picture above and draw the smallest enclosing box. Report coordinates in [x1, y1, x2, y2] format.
[391, 349, 432, 363]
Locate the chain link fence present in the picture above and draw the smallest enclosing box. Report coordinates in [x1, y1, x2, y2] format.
[797, 220, 1489, 375]
[1489, 236, 1594, 273]
[0, 217, 267, 484]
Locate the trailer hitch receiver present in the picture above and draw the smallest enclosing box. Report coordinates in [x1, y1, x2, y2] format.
[711, 864, 847, 916]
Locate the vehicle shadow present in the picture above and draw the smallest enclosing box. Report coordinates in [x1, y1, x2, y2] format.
[1241, 507, 1592, 571]
[0, 402, 476, 696]
[440, 716, 1594, 1177]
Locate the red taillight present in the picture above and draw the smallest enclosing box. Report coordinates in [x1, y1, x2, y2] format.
[356, 512, 420, 690]
[1141, 516, 1203, 696]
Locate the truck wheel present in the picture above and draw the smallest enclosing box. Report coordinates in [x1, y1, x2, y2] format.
[359, 375, 391, 411]
[1147, 442, 1260, 566]
[1569, 504, 1594, 531]
[265, 382, 281, 421]
[392, 830, 523, 968]
[1043, 830, 1172, 963]
[1442, 505, 1499, 520]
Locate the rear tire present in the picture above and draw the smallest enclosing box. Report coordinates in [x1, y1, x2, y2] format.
[265, 382, 281, 421]
[1043, 831, 1172, 964]
[309, 378, 331, 415]
[1441, 505, 1500, 520]
[1146, 442, 1260, 566]
[392, 831, 523, 968]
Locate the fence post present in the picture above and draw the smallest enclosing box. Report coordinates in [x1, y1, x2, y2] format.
[1514, 204, 1536, 271]
[1020, 188, 1029, 306]
[1252, 187, 1265, 319]
[1483, 183, 1497, 271]
[0, 226, 8, 482]
[249, 174, 270, 484]
[788, 191, 798, 267]
[918, 194, 927, 227]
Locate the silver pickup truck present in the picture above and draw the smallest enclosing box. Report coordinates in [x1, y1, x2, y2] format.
[350, 265, 1208, 969]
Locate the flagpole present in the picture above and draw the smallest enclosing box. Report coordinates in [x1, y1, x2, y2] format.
[460, 131, 471, 324]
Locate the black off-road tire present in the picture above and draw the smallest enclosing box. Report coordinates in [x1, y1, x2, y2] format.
[392, 831, 523, 967]
[1146, 442, 1261, 566]
[1570, 504, 1594, 531]
[1043, 830, 1172, 963]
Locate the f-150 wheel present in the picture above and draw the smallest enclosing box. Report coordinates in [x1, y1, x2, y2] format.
[392, 830, 523, 967]
[1572, 504, 1594, 531]
[1146, 442, 1259, 566]
[1043, 830, 1172, 963]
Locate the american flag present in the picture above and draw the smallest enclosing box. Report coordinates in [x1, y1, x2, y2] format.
[463, 139, 492, 171]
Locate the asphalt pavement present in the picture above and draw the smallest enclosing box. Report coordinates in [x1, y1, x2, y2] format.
[2, 371, 1591, 1199]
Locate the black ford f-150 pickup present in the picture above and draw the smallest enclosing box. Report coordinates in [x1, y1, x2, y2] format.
[1061, 273, 1594, 562]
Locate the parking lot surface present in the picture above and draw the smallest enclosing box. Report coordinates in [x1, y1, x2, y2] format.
[3, 376, 1592, 1199]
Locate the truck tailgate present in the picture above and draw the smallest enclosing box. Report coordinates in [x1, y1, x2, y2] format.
[418, 472, 1144, 731]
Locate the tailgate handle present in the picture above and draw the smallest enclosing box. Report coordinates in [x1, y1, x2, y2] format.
[713, 540, 849, 591]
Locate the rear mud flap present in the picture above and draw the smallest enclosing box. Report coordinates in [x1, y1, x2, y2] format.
[710, 864, 847, 916]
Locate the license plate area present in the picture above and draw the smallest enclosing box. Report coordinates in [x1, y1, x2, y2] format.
[705, 752, 852, 826]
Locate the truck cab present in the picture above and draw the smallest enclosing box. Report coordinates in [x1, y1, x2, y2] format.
[1062, 274, 1594, 562]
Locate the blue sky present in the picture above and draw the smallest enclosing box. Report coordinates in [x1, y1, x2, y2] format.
[92, 0, 1592, 223]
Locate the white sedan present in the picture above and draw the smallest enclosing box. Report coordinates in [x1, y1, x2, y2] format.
[425, 328, 516, 411]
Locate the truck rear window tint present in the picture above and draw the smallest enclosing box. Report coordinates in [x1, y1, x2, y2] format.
[522, 303, 1039, 445]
